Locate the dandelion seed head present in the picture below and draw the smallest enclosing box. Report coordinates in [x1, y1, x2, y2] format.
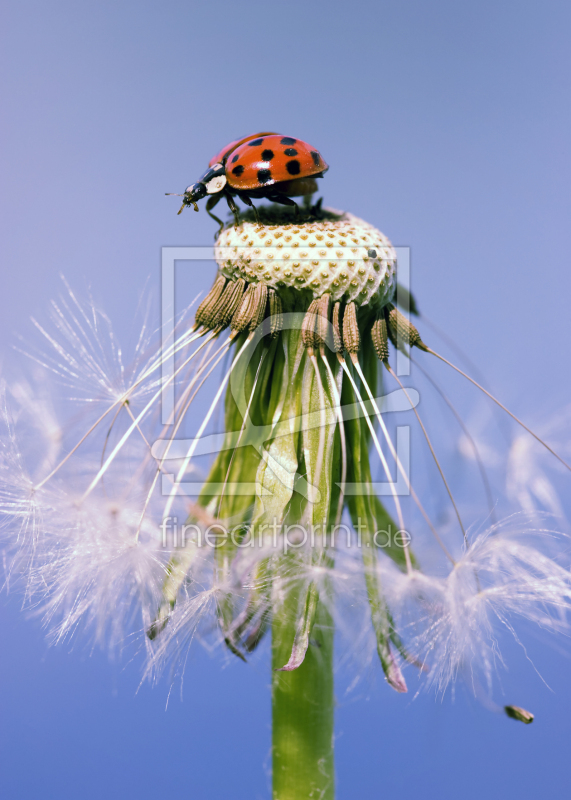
[215, 210, 396, 305]
[1, 211, 570, 712]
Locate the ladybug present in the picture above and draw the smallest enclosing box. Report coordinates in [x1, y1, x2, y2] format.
[168, 132, 328, 230]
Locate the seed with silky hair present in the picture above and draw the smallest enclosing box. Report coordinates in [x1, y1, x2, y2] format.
[385, 303, 426, 350]
[231, 283, 258, 333]
[268, 288, 283, 337]
[316, 293, 331, 349]
[195, 273, 227, 329]
[342, 301, 360, 353]
[215, 279, 246, 330]
[332, 301, 343, 353]
[371, 316, 389, 362]
[248, 283, 269, 332]
[301, 298, 320, 351]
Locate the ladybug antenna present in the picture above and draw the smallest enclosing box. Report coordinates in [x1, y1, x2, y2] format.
[165, 192, 185, 214]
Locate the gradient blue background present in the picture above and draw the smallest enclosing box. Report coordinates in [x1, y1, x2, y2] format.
[2, 1, 571, 798]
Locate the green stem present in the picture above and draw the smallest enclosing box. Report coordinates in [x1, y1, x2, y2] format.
[272, 587, 335, 800]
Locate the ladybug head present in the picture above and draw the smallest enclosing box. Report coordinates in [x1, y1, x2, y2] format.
[168, 164, 228, 214]
[180, 183, 207, 213]
[165, 184, 204, 214]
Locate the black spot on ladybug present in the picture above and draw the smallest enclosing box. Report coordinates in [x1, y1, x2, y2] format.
[286, 160, 301, 175]
[310, 151, 321, 166]
[257, 168, 272, 183]
[280, 137, 297, 145]
[232, 165, 245, 177]
[284, 148, 298, 156]
[231, 154, 240, 163]
[261, 149, 274, 161]
[368, 249, 377, 258]
[248, 138, 264, 146]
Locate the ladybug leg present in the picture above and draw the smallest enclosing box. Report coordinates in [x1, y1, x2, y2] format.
[311, 196, 324, 217]
[223, 191, 241, 227]
[205, 194, 225, 236]
[240, 194, 261, 225]
[266, 194, 299, 220]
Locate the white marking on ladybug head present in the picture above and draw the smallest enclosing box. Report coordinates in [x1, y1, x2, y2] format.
[205, 174, 228, 194]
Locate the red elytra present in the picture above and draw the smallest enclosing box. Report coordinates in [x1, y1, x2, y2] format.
[169, 132, 328, 231]
[219, 133, 328, 190]
[208, 132, 278, 168]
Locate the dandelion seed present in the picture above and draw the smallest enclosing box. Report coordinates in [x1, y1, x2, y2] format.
[505, 704, 534, 724]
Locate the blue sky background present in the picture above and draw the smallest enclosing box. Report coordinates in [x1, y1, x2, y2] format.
[1, 1, 571, 798]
